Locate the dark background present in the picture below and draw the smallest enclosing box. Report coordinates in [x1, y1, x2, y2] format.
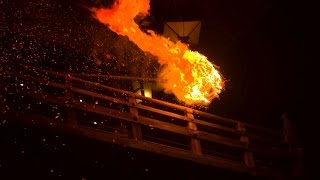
[0, 0, 313, 179]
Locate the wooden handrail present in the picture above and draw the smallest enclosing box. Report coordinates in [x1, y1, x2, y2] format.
[18, 64, 282, 135]
[20, 74, 280, 142]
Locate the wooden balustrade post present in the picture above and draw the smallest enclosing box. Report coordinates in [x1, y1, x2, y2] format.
[237, 122, 255, 168]
[281, 112, 304, 177]
[129, 96, 142, 140]
[65, 74, 76, 126]
[186, 109, 202, 155]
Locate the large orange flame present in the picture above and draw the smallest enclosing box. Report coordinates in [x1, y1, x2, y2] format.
[92, 0, 224, 105]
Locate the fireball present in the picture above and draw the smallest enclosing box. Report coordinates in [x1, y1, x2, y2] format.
[92, 0, 224, 105]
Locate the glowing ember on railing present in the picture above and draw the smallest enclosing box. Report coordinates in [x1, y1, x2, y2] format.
[91, 0, 224, 105]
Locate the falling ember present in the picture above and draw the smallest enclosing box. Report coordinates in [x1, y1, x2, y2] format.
[91, 0, 224, 105]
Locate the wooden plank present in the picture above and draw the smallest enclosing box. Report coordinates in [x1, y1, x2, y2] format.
[138, 116, 190, 136]
[70, 87, 131, 106]
[194, 110, 282, 136]
[25, 90, 135, 122]
[245, 124, 282, 137]
[143, 135, 190, 149]
[246, 133, 283, 145]
[193, 110, 238, 126]
[135, 104, 189, 121]
[197, 131, 245, 149]
[71, 76, 135, 96]
[72, 73, 157, 82]
[19, 74, 132, 107]
[193, 118, 240, 134]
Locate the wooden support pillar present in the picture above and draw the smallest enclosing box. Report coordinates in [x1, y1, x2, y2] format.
[129, 97, 142, 140]
[237, 122, 255, 168]
[281, 112, 304, 177]
[186, 109, 202, 155]
[65, 74, 76, 126]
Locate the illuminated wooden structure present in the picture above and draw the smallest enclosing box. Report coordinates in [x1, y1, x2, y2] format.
[1, 64, 303, 179]
[163, 21, 202, 45]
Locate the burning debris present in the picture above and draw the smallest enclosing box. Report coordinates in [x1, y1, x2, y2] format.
[91, 0, 224, 106]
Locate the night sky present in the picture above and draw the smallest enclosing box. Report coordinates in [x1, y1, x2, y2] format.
[0, 0, 312, 179]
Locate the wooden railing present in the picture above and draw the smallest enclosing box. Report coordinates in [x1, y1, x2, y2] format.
[1, 64, 300, 178]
